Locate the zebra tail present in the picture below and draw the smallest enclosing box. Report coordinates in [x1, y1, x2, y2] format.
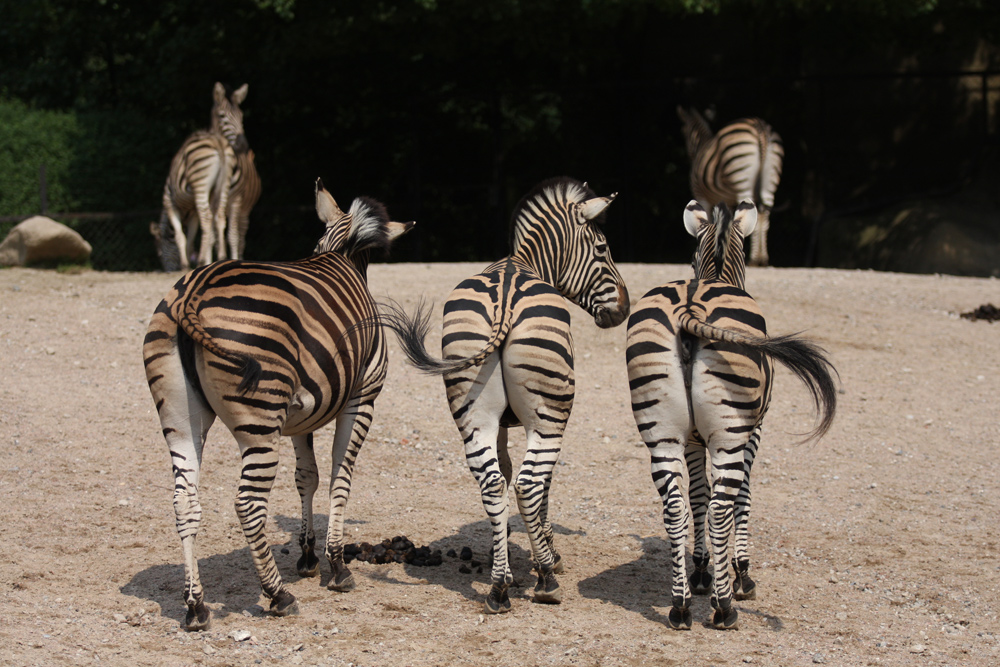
[377, 299, 503, 376]
[177, 299, 263, 395]
[679, 313, 839, 442]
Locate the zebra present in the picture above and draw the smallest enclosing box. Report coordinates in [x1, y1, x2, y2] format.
[160, 82, 250, 270]
[380, 176, 630, 615]
[625, 200, 837, 630]
[143, 178, 413, 631]
[677, 106, 784, 267]
[225, 148, 262, 261]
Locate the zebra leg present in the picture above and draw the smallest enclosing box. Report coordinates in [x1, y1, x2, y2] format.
[193, 187, 216, 267]
[513, 431, 563, 605]
[749, 210, 770, 267]
[684, 433, 712, 595]
[732, 423, 762, 601]
[705, 439, 743, 630]
[162, 192, 190, 272]
[292, 433, 321, 578]
[466, 424, 514, 614]
[226, 194, 243, 261]
[232, 434, 297, 618]
[144, 321, 216, 630]
[538, 471, 563, 574]
[323, 397, 377, 593]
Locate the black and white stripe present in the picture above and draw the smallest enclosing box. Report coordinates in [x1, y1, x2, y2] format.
[625, 200, 836, 630]
[382, 176, 630, 614]
[225, 148, 262, 260]
[677, 107, 784, 266]
[144, 179, 413, 631]
[160, 83, 250, 270]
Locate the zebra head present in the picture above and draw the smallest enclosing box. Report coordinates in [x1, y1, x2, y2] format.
[313, 178, 414, 263]
[685, 199, 757, 288]
[212, 82, 249, 154]
[149, 214, 182, 272]
[510, 177, 629, 329]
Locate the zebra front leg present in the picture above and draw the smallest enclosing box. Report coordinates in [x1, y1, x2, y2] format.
[323, 398, 376, 592]
[233, 434, 297, 618]
[514, 430, 563, 604]
[706, 441, 744, 630]
[732, 423, 762, 600]
[684, 434, 712, 595]
[292, 433, 321, 578]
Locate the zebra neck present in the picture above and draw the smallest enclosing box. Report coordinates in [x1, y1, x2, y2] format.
[509, 245, 556, 286]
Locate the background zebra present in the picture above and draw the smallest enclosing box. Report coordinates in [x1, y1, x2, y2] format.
[226, 148, 262, 261]
[143, 178, 413, 631]
[677, 107, 784, 267]
[381, 176, 630, 615]
[625, 200, 836, 630]
[160, 82, 250, 270]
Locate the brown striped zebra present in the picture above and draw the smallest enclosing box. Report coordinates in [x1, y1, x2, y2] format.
[225, 148, 261, 261]
[380, 177, 630, 614]
[677, 107, 784, 267]
[625, 200, 837, 630]
[161, 82, 250, 270]
[143, 179, 413, 631]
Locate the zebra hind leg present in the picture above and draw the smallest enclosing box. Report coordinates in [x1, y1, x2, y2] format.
[292, 433, 321, 578]
[513, 431, 563, 605]
[732, 423, 762, 601]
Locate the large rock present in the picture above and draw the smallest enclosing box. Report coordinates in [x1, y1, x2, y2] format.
[0, 216, 93, 267]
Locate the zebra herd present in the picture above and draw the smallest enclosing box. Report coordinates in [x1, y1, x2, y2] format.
[143, 95, 835, 633]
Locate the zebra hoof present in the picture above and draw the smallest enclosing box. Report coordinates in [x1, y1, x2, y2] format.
[551, 553, 565, 575]
[532, 569, 561, 605]
[711, 605, 739, 630]
[484, 584, 512, 614]
[327, 569, 356, 592]
[666, 606, 692, 631]
[270, 590, 299, 617]
[689, 568, 712, 596]
[297, 553, 321, 578]
[183, 601, 212, 632]
[732, 559, 756, 600]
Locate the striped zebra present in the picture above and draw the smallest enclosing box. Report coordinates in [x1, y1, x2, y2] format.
[677, 107, 784, 267]
[381, 177, 630, 614]
[225, 148, 262, 261]
[625, 200, 837, 630]
[160, 82, 250, 270]
[143, 179, 413, 631]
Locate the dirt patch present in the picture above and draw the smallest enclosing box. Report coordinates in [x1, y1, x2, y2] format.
[1, 264, 999, 666]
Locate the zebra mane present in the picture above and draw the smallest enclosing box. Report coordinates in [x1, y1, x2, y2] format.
[339, 196, 393, 258]
[507, 176, 600, 251]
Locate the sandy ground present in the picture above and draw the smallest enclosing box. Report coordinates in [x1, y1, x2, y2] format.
[1, 261, 998, 667]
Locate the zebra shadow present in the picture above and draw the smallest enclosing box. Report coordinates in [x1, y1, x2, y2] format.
[576, 534, 785, 631]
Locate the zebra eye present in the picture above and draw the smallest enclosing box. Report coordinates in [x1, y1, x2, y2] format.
[594, 242, 608, 255]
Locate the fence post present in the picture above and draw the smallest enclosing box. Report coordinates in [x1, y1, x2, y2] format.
[39, 164, 48, 216]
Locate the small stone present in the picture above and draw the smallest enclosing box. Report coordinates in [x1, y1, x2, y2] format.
[117, 499, 129, 506]
[281, 547, 290, 554]
[812, 653, 826, 664]
[292, 644, 304, 652]
[742, 657, 754, 663]
[230, 630, 252, 642]
[835, 611, 848, 621]
[203, 644, 216, 655]
[910, 644, 926, 654]
[113, 613, 127, 624]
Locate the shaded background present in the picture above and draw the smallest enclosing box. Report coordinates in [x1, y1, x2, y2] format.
[1, 0, 998, 273]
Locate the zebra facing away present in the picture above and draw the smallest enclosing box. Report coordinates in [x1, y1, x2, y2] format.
[143, 179, 413, 631]
[160, 82, 250, 270]
[625, 200, 837, 630]
[381, 177, 630, 614]
[677, 107, 784, 267]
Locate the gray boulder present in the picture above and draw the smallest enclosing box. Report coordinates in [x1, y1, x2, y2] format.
[0, 216, 93, 266]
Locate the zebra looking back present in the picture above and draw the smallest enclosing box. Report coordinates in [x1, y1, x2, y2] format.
[382, 176, 629, 614]
[143, 179, 413, 631]
[677, 107, 784, 267]
[625, 200, 837, 630]
[159, 82, 250, 270]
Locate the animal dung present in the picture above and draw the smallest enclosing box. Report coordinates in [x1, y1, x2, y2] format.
[342, 536, 443, 566]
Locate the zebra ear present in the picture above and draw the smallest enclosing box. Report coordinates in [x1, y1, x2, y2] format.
[232, 83, 248, 105]
[734, 200, 758, 237]
[683, 200, 708, 237]
[385, 221, 416, 241]
[315, 178, 344, 225]
[213, 82, 226, 104]
[578, 193, 617, 223]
